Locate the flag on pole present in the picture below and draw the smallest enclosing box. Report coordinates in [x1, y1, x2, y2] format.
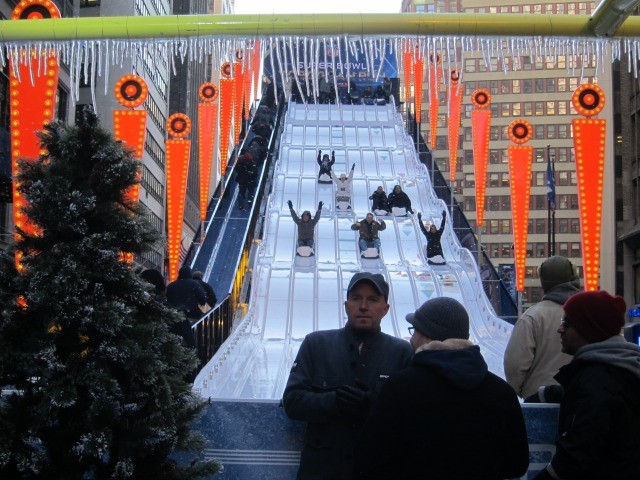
[546, 161, 556, 211]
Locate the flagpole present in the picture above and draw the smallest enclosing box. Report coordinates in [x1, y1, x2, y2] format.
[547, 144, 552, 256]
[551, 150, 556, 256]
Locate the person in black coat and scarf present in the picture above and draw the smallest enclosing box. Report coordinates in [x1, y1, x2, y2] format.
[165, 266, 206, 349]
[418, 209, 447, 265]
[354, 297, 529, 480]
[234, 152, 259, 210]
[317, 149, 335, 184]
[369, 186, 390, 214]
[387, 185, 414, 214]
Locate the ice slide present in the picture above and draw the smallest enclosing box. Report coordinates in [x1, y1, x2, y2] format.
[194, 100, 514, 400]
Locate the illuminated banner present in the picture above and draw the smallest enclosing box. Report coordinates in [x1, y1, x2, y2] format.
[572, 83, 606, 292]
[165, 113, 192, 282]
[471, 89, 492, 228]
[9, 0, 61, 267]
[507, 119, 534, 292]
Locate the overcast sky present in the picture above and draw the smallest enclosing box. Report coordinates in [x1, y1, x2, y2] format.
[233, 0, 402, 14]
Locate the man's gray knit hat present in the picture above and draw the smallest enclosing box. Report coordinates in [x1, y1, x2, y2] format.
[539, 256, 578, 292]
[406, 297, 469, 341]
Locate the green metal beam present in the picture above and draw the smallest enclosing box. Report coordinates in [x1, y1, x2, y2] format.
[2, 13, 640, 43]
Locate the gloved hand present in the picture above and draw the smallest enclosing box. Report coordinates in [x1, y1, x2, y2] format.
[409, 209, 414, 214]
[332, 150, 335, 155]
[442, 209, 447, 217]
[287, 200, 293, 209]
[351, 163, 356, 170]
[318, 149, 322, 155]
[417, 212, 422, 220]
[335, 383, 373, 418]
[318, 201, 324, 210]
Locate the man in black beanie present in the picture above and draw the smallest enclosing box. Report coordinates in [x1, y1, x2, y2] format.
[354, 296, 529, 479]
[282, 272, 413, 479]
[504, 255, 581, 399]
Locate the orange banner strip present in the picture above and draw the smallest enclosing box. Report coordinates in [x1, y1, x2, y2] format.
[402, 50, 413, 105]
[113, 109, 147, 203]
[428, 60, 441, 150]
[508, 145, 533, 292]
[573, 118, 606, 291]
[219, 78, 234, 175]
[447, 81, 464, 182]
[198, 103, 218, 221]
[233, 60, 244, 145]
[472, 109, 491, 227]
[165, 139, 191, 281]
[413, 57, 424, 123]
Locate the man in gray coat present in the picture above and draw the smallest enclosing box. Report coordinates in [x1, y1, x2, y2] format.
[288, 200, 323, 250]
[504, 256, 581, 399]
[282, 272, 413, 479]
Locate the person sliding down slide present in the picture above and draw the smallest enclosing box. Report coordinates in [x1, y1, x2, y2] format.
[418, 210, 447, 265]
[317, 150, 335, 184]
[352, 213, 386, 259]
[332, 163, 355, 211]
[288, 200, 323, 257]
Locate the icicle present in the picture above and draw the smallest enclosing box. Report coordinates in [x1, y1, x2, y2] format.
[337, 36, 344, 77]
[375, 38, 385, 81]
[288, 36, 306, 106]
[303, 37, 312, 100]
[314, 37, 321, 102]
[344, 35, 351, 92]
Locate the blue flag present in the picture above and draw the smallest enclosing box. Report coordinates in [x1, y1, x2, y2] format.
[546, 162, 556, 211]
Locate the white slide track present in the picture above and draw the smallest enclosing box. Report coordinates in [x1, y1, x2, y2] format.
[194, 101, 514, 400]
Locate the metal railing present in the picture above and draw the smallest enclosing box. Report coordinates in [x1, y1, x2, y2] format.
[189, 94, 286, 367]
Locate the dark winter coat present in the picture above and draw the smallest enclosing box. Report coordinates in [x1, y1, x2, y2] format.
[166, 266, 206, 348]
[196, 279, 217, 309]
[351, 219, 386, 242]
[354, 339, 530, 479]
[387, 189, 413, 213]
[166, 266, 206, 320]
[282, 325, 413, 480]
[419, 214, 446, 258]
[368, 191, 389, 212]
[290, 207, 322, 242]
[317, 151, 335, 183]
[547, 336, 640, 480]
[234, 157, 258, 187]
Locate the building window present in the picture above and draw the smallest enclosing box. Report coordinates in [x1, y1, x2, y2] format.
[571, 243, 581, 258]
[489, 220, 499, 234]
[559, 218, 568, 233]
[502, 244, 512, 257]
[559, 242, 569, 257]
[501, 219, 511, 234]
[536, 243, 546, 257]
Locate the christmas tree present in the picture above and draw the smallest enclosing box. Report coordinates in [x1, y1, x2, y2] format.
[0, 111, 220, 479]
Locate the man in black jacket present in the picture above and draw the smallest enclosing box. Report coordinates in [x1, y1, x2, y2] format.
[282, 272, 413, 479]
[165, 266, 206, 349]
[534, 290, 640, 480]
[354, 297, 529, 479]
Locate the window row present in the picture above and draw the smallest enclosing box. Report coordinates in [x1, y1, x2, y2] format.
[465, 56, 596, 74]
[141, 165, 164, 205]
[144, 130, 165, 170]
[459, 147, 574, 166]
[464, 77, 592, 96]
[463, 170, 578, 189]
[463, 103, 575, 122]
[470, 3, 593, 16]
[143, 94, 167, 134]
[485, 242, 582, 260]
[463, 193, 579, 218]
